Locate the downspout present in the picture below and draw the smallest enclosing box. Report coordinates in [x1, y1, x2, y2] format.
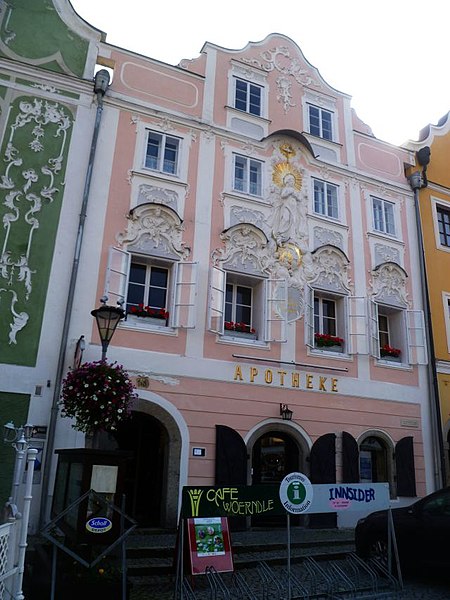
[39, 70, 111, 526]
[408, 149, 446, 490]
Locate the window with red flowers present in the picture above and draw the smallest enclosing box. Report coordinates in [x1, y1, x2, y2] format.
[126, 261, 170, 325]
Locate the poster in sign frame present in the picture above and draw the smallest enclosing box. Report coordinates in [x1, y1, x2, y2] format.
[186, 516, 233, 575]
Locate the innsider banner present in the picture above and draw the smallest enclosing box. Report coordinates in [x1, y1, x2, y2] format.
[181, 481, 390, 518]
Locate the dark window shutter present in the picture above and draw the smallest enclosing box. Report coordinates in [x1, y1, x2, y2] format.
[215, 425, 247, 486]
[395, 436, 416, 497]
[309, 433, 337, 528]
[310, 433, 337, 484]
[342, 431, 359, 483]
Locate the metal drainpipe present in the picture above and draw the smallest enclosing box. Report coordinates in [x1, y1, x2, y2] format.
[39, 69, 111, 527]
[409, 168, 446, 490]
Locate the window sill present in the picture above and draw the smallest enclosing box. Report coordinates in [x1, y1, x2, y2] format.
[377, 356, 408, 368]
[315, 344, 343, 353]
[219, 332, 266, 346]
[121, 315, 175, 334]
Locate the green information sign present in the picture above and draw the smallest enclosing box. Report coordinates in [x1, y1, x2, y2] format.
[182, 485, 285, 518]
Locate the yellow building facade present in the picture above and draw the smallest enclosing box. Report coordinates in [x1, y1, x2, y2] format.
[407, 114, 450, 485]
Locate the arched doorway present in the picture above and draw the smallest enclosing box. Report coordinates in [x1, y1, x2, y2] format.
[252, 431, 300, 484]
[251, 430, 302, 526]
[359, 436, 388, 484]
[113, 411, 168, 527]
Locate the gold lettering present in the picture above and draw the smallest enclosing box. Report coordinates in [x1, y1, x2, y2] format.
[319, 376, 327, 391]
[234, 365, 243, 381]
[250, 367, 258, 382]
[291, 372, 300, 387]
[306, 374, 313, 389]
[277, 370, 287, 386]
[331, 378, 338, 392]
[265, 369, 273, 384]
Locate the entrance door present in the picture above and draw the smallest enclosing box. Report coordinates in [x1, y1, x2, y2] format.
[252, 431, 300, 525]
[113, 411, 167, 527]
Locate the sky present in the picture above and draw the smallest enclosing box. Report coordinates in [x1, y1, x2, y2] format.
[70, 0, 450, 147]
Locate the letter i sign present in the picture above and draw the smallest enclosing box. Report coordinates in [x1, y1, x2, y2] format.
[279, 472, 313, 514]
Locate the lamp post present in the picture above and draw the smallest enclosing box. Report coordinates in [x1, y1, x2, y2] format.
[91, 297, 125, 360]
[3, 422, 34, 517]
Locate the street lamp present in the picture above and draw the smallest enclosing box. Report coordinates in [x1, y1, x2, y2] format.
[3, 422, 34, 515]
[91, 297, 125, 360]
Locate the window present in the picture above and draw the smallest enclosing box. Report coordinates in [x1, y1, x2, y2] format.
[306, 289, 346, 351]
[234, 78, 262, 116]
[437, 205, 450, 247]
[126, 261, 169, 322]
[313, 179, 338, 218]
[372, 197, 395, 235]
[105, 247, 197, 330]
[145, 131, 180, 174]
[209, 266, 287, 342]
[233, 155, 262, 196]
[225, 282, 252, 326]
[308, 105, 333, 140]
[376, 310, 403, 361]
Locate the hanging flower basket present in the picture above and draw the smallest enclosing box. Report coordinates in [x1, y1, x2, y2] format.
[60, 361, 138, 434]
[314, 333, 344, 348]
[380, 344, 401, 358]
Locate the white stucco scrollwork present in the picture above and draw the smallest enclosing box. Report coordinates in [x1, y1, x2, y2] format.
[211, 224, 273, 275]
[371, 262, 408, 307]
[116, 202, 190, 259]
[310, 246, 351, 293]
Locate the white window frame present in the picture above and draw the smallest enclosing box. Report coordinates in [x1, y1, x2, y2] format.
[233, 77, 263, 117]
[144, 130, 181, 175]
[305, 286, 347, 352]
[313, 178, 339, 219]
[372, 196, 396, 236]
[368, 300, 427, 365]
[308, 104, 333, 141]
[104, 247, 197, 330]
[432, 198, 450, 251]
[208, 266, 287, 343]
[442, 292, 450, 354]
[233, 154, 263, 197]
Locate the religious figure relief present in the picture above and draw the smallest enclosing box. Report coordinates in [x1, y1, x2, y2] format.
[268, 145, 306, 246]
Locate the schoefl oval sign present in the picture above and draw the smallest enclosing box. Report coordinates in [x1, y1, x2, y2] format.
[86, 517, 112, 533]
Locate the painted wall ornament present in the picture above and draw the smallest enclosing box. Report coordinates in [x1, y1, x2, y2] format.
[0, 97, 72, 349]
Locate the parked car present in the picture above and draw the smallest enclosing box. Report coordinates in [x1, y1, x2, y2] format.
[355, 487, 450, 570]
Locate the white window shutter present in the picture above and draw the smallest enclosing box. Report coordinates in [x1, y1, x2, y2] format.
[368, 299, 380, 358]
[208, 266, 226, 334]
[172, 262, 198, 328]
[264, 278, 287, 342]
[104, 247, 131, 306]
[304, 284, 314, 348]
[347, 296, 369, 355]
[407, 310, 428, 365]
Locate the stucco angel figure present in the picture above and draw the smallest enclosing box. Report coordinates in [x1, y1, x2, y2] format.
[269, 168, 306, 246]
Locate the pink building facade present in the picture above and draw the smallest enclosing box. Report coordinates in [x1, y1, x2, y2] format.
[57, 32, 437, 529]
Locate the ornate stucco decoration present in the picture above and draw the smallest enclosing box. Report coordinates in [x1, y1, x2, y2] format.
[313, 227, 344, 252]
[310, 246, 351, 293]
[116, 202, 190, 260]
[371, 262, 408, 307]
[211, 224, 273, 275]
[230, 206, 268, 235]
[0, 97, 72, 345]
[374, 243, 401, 268]
[137, 184, 179, 212]
[242, 46, 321, 113]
